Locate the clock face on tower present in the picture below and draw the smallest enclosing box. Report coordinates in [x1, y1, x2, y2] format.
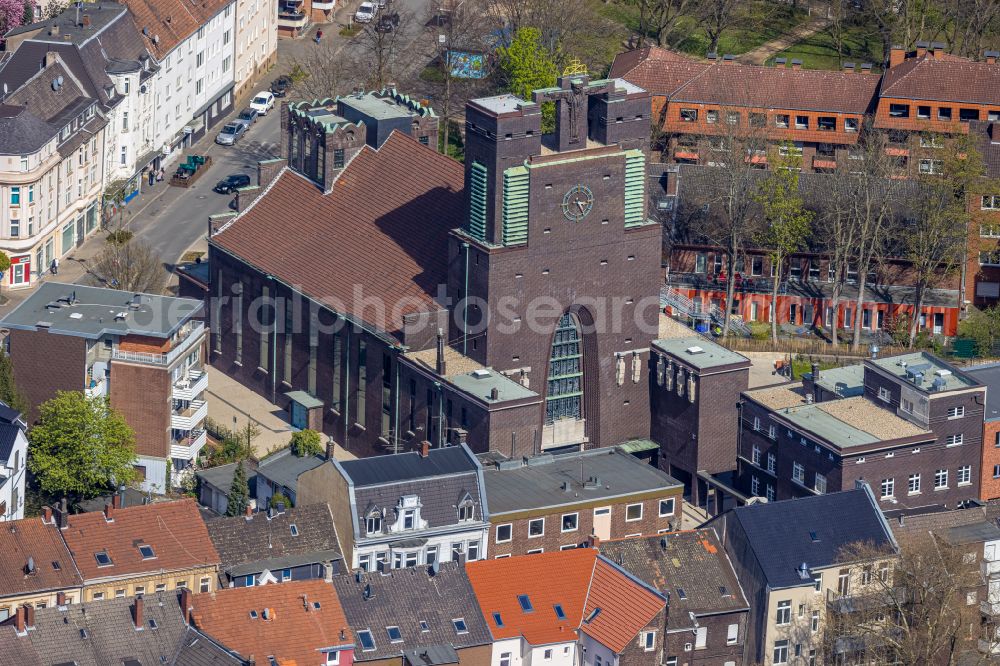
[561, 184, 594, 222]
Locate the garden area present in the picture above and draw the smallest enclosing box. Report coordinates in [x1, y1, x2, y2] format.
[766, 22, 884, 70]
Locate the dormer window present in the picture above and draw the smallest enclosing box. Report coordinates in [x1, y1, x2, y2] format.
[402, 510, 415, 530]
[457, 492, 475, 522]
[366, 512, 382, 535]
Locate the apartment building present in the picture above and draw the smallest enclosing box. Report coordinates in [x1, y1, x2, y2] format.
[709, 485, 899, 666]
[1, 283, 208, 491]
[481, 447, 682, 557]
[4, 5, 162, 203]
[234, 0, 278, 100]
[60, 499, 220, 602]
[738, 352, 985, 509]
[0, 53, 106, 288]
[121, 0, 236, 158]
[0, 404, 27, 521]
[963, 363, 1000, 501]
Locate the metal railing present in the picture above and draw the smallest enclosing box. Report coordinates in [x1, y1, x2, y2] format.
[111, 321, 204, 367]
[660, 285, 752, 336]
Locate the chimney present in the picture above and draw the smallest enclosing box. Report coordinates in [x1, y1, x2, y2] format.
[82, 13, 90, 27]
[302, 594, 310, 611]
[420, 440, 431, 458]
[774, 57, 787, 68]
[435, 329, 446, 376]
[112, 492, 121, 509]
[25, 604, 35, 630]
[811, 362, 819, 380]
[132, 596, 144, 630]
[104, 503, 114, 522]
[245, 504, 253, 520]
[898, 514, 905, 526]
[58, 497, 68, 529]
[915, 40, 929, 58]
[931, 41, 946, 59]
[490, 387, 499, 401]
[842, 62, 855, 73]
[722, 54, 735, 64]
[326, 438, 336, 461]
[43, 506, 53, 524]
[860, 63, 873, 74]
[180, 588, 193, 625]
[985, 50, 999, 64]
[44, 51, 59, 69]
[889, 45, 906, 68]
[790, 58, 802, 70]
[48, 23, 58, 37]
[14, 607, 25, 635]
[706, 52, 718, 61]
[56, 591, 66, 609]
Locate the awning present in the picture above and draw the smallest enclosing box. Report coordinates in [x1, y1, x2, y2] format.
[403, 646, 459, 666]
[183, 116, 205, 135]
[618, 439, 660, 454]
[285, 390, 324, 410]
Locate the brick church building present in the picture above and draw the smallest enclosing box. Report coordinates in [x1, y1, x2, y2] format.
[202, 81, 661, 459]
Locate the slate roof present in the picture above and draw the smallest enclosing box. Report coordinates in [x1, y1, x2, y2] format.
[61, 499, 220, 582]
[482, 448, 681, 516]
[0, 420, 24, 462]
[466, 549, 665, 652]
[891, 499, 1000, 542]
[170, 627, 246, 666]
[196, 460, 257, 497]
[121, 0, 234, 61]
[0, 104, 57, 155]
[189, 580, 353, 666]
[966, 362, 1000, 420]
[340, 445, 479, 487]
[0, 591, 189, 666]
[611, 46, 878, 113]
[598, 530, 749, 627]
[722, 486, 897, 588]
[332, 562, 491, 662]
[0, 516, 83, 599]
[880, 53, 1000, 103]
[211, 132, 465, 339]
[255, 448, 325, 492]
[205, 504, 342, 578]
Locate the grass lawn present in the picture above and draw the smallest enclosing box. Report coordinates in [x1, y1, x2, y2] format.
[598, 0, 809, 58]
[766, 23, 884, 71]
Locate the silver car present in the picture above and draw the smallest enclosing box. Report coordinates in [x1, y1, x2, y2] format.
[215, 122, 246, 146]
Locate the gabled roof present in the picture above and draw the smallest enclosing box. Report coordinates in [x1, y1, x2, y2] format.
[332, 562, 491, 662]
[170, 626, 246, 666]
[205, 504, 342, 578]
[0, 591, 189, 666]
[190, 580, 353, 666]
[61, 499, 220, 582]
[598, 529, 749, 625]
[722, 486, 897, 588]
[609, 46, 711, 97]
[211, 131, 465, 339]
[120, 0, 233, 60]
[880, 53, 1000, 103]
[255, 448, 325, 492]
[0, 516, 82, 599]
[465, 549, 665, 652]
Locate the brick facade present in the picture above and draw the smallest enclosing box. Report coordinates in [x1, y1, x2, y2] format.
[109, 360, 171, 459]
[982, 421, 1000, 500]
[7, 328, 86, 422]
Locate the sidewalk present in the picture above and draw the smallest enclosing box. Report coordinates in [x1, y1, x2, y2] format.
[739, 1, 831, 65]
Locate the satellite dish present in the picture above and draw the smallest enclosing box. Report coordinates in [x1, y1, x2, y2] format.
[57, 76, 64, 85]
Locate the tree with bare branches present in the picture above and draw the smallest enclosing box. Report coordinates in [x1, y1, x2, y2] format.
[628, 0, 696, 48]
[289, 41, 356, 100]
[92, 237, 167, 294]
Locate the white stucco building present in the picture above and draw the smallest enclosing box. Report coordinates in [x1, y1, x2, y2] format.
[0, 405, 28, 522]
[235, 0, 278, 100]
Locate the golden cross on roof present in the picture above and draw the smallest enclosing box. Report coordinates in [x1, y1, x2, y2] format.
[562, 58, 588, 76]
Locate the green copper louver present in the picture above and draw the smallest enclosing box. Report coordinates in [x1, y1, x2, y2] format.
[624, 149, 646, 228]
[502, 166, 529, 246]
[467, 161, 488, 242]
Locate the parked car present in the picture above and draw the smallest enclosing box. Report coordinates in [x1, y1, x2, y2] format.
[215, 122, 246, 145]
[249, 91, 275, 116]
[213, 174, 252, 194]
[235, 107, 258, 129]
[270, 75, 292, 98]
[354, 2, 376, 22]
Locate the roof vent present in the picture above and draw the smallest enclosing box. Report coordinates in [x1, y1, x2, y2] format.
[362, 583, 372, 600]
[471, 368, 491, 378]
[898, 360, 907, 368]
[685, 345, 704, 355]
[262, 607, 272, 620]
[934, 369, 952, 377]
[583, 476, 601, 489]
[69, 312, 83, 320]
[931, 377, 946, 391]
[25, 556, 36, 575]
[798, 562, 810, 579]
[114, 311, 128, 321]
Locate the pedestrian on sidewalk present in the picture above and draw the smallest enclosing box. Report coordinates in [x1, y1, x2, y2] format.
[315, 28, 323, 44]
[157, 168, 164, 182]
[148, 169, 155, 187]
[50, 258, 58, 275]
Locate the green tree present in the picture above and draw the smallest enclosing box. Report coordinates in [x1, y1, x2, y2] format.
[28, 392, 136, 500]
[225, 460, 250, 516]
[754, 145, 813, 343]
[496, 27, 558, 132]
[21, 0, 31, 24]
[289, 429, 323, 457]
[0, 345, 28, 417]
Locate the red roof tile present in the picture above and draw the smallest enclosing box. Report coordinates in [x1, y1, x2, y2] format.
[190, 579, 353, 665]
[211, 132, 465, 339]
[609, 46, 711, 97]
[0, 516, 82, 598]
[121, 0, 233, 60]
[62, 499, 219, 581]
[880, 54, 1000, 104]
[580, 558, 664, 653]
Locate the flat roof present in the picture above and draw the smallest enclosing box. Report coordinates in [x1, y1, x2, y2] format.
[778, 396, 930, 449]
[448, 368, 537, 404]
[471, 93, 531, 115]
[482, 447, 682, 515]
[0, 282, 202, 340]
[943, 521, 1000, 545]
[811, 364, 866, 398]
[745, 383, 809, 410]
[964, 363, 1000, 419]
[338, 92, 414, 121]
[652, 336, 750, 370]
[868, 352, 979, 393]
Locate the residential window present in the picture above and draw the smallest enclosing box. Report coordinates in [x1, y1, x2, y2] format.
[774, 114, 789, 128]
[356, 339, 366, 426]
[767, 453, 776, 474]
[200, 577, 210, 593]
[768, 425, 776, 440]
[844, 117, 858, 132]
[679, 108, 698, 122]
[366, 514, 382, 535]
[751, 475, 760, 495]
[919, 159, 943, 174]
[122, 112, 129, 131]
[726, 111, 740, 125]
[642, 630, 655, 651]
[561, 513, 578, 532]
[10, 218, 18, 238]
[994, 464, 1000, 479]
[813, 573, 822, 592]
[946, 433, 964, 446]
[496, 524, 512, 543]
[659, 498, 675, 517]
[917, 105, 931, 119]
[878, 387, 891, 402]
[499, 654, 512, 666]
[934, 469, 948, 489]
[358, 630, 376, 651]
[814, 473, 826, 494]
[774, 640, 789, 664]
[958, 465, 972, 485]
[694, 252, 707, 273]
[778, 142, 803, 157]
[704, 109, 718, 124]
[811, 610, 820, 632]
[881, 477, 894, 498]
[920, 134, 943, 148]
[794, 115, 808, 129]
[792, 462, 805, 484]
[938, 107, 952, 120]
[983, 195, 1000, 210]
[625, 503, 643, 521]
[528, 518, 544, 537]
[960, 108, 980, 122]
[260, 285, 270, 371]
[817, 116, 835, 131]
[889, 103, 910, 118]
[752, 444, 761, 465]
[776, 600, 791, 625]
[726, 623, 738, 644]
[750, 112, 766, 128]
[908, 473, 921, 494]
[947, 406, 965, 419]
[10, 187, 19, 206]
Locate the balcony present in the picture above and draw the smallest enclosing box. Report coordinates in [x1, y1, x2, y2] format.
[84, 377, 108, 399]
[667, 271, 786, 296]
[278, 11, 308, 27]
[983, 600, 1000, 616]
[171, 400, 207, 431]
[112, 321, 204, 367]
[813, 156, 838, 170]
[827, 587, 904, 614]
[541, 418, 587, 451]
[172, 369, 208, 401]
[170, 428, 207, 461]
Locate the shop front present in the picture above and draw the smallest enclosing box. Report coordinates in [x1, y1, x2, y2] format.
[7, 253, 31, 288]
